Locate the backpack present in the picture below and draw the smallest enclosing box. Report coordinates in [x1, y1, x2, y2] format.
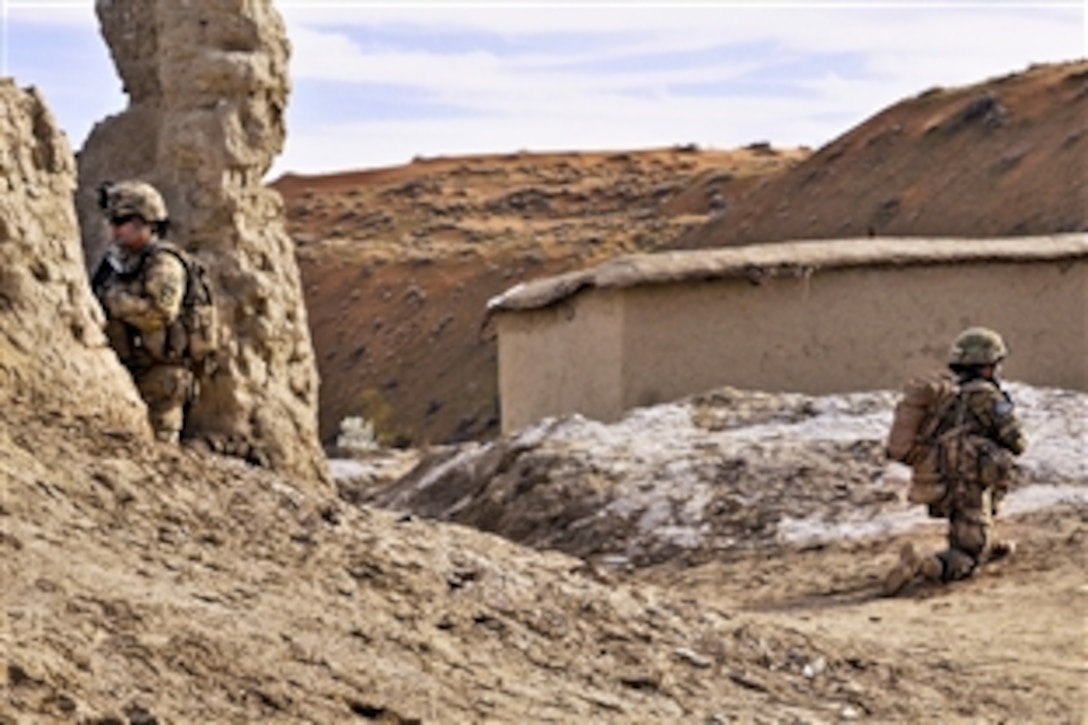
[888, 374, 1015, 513]
[157, 243, 220, 375]
[886, 373, 958, 506]
[932, 380, 1016, 495]
[93, 242, 220, 375]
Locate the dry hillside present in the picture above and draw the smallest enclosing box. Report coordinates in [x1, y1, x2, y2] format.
[275, 60, 1087, 450]
[671, 60, 1088, 250]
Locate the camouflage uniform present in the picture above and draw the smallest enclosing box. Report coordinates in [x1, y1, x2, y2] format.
[930, 376, 1026, 580]
[92, 181, 195, 443]
[884, 327, 1026, 595]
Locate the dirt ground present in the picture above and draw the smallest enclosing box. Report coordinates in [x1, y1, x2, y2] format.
[639, 508, 1088, 722]
[3, 396, 1085, 723]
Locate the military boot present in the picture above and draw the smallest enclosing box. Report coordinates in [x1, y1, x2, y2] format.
[916, 552, 943, 581]
[882, 542, 922, 597]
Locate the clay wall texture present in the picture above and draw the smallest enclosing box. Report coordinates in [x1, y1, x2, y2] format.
[495, 236, 1087, 432]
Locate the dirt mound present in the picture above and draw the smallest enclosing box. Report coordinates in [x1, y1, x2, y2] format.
[0, 402, 818, 722]
[671, 60, 1088, 251]
[346, 383, 1086, 569]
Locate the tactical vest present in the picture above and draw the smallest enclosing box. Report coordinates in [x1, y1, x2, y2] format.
[93, 242, 220, 374]
[932, 379, 1015, 492]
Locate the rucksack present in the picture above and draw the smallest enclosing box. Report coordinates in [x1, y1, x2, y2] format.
[156, 243, 220, 375]
[886, 373, 958, 506]
[887, 374, 1015, 512]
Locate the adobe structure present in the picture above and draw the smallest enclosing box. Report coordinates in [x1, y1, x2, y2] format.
[490, 235, 1087, 433]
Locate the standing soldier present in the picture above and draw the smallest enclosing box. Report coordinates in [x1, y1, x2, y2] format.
[883, 327, 1027, 595]
[92, 180, 194, 444]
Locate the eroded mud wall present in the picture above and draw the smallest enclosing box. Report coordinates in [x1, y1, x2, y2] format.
[497, 237, 1087, 432]
[0, 80, 148, 434]
[75, 1, 327, 483]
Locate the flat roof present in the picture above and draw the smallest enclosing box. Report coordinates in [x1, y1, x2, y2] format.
[488, 234, 1088, 312]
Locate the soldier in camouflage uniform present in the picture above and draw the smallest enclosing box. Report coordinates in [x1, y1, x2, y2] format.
[92, 180, 194, 444]
[883, 327, 1027, 596]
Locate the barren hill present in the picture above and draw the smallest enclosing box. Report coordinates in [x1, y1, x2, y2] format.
[276, 60, 1087, 450]
[670, 60, 1088, 251]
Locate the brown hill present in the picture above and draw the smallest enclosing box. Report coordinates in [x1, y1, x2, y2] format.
[670, 60, 1088, 251]
[272, 146, 808, 447]
[277, 61, 1086, 450]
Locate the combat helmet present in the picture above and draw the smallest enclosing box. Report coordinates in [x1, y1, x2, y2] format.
[948, 326, 1008, 367]
[97, 180, 168, 223]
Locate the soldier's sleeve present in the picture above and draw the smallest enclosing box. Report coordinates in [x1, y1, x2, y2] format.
[988, 388, 1026, 456]
[101, 251, 186, 333]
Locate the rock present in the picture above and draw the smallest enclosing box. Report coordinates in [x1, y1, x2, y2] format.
[802, 656, 826, 678]
[0, 79, 147, 435]
[674, 646, 714, 669]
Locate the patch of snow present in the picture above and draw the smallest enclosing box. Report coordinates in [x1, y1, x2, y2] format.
[1001, 483, 1088, 516]
[328, 458, 375, 480]
[332, 381, 1087, 554]
[778, 484, 1088, 546]
[487, 282, 525, 310]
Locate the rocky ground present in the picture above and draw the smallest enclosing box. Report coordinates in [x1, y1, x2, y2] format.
[3, 383, 1085, 723]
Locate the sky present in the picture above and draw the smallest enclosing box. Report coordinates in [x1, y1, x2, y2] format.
[1, 1, 1084, 179]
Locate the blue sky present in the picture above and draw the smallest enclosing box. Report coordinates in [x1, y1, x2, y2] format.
[2, 1, 1084, 178]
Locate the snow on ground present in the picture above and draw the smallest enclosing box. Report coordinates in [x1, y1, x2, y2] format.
[330, 382, 1087, 552]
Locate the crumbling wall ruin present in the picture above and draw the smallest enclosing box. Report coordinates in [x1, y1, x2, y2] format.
[0, 80, 148, 435]
[76, 0, 327, 483]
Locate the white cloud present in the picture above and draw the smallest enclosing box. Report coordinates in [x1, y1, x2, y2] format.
[2, 1, 1083, 174]
[272, 90, 851, 178]
[271, 3, 1083, 172]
